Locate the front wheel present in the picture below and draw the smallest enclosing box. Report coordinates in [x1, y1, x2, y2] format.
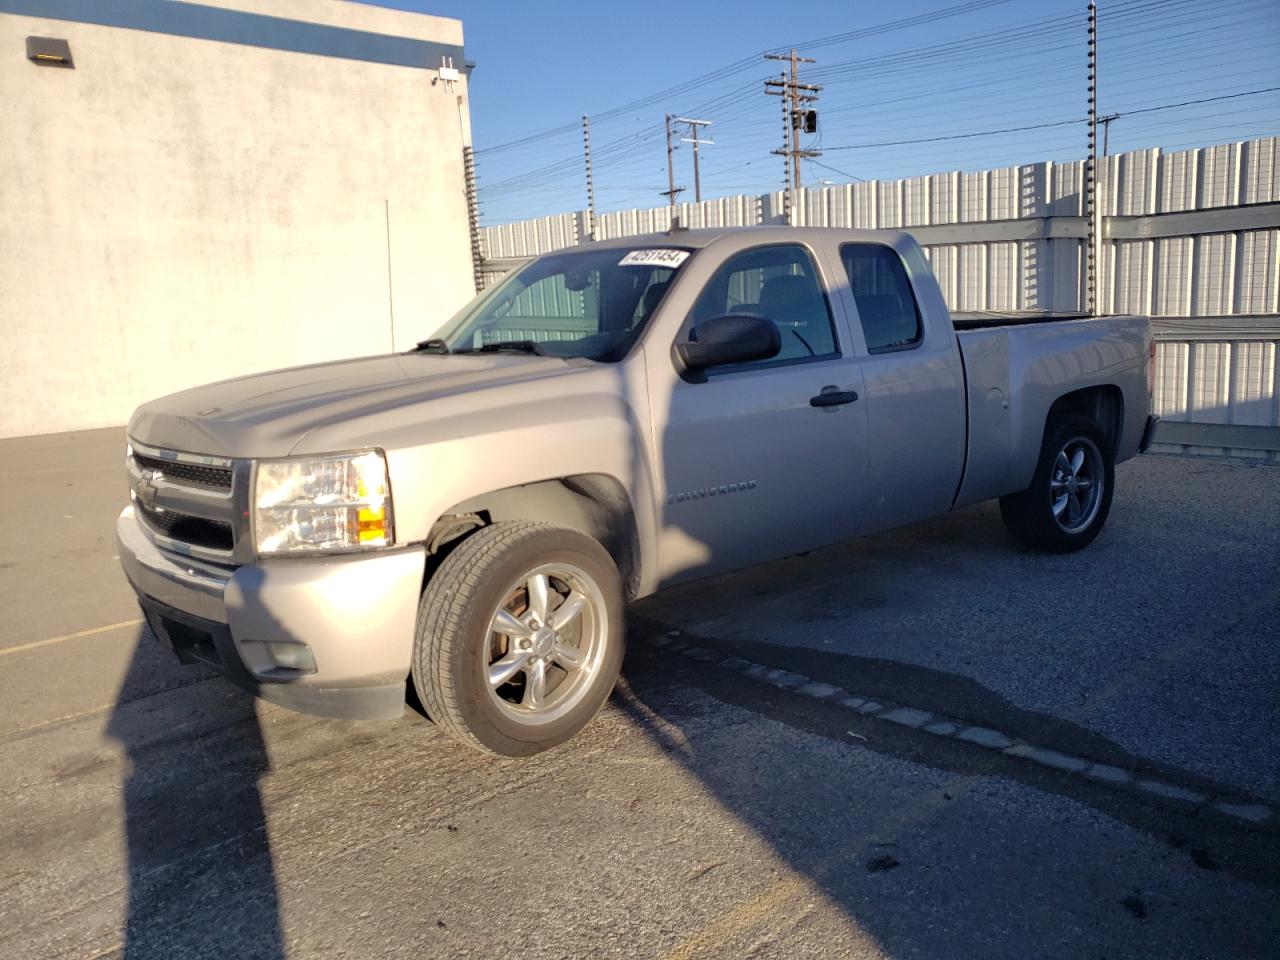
[412, 521, 625, 757]
[1000, 415, 1115, 553]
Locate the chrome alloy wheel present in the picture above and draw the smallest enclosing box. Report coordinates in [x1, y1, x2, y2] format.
[1050, 436, 1105, 534]
[483, 562, 609, 726]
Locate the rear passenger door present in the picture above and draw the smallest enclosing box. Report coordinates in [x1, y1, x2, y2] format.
[836, 242, 967, 532]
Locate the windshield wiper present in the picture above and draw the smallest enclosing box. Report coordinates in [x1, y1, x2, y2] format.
[454, 340, 547, 356]
[411, 338, 451, 354]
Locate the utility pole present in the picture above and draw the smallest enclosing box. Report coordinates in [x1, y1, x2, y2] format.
[674, 117, 713, 203]
[1099, 112, 1119, 154]
[774, 71, 790, 196]
[661, 114, 685, 208]
[1086, 1, 1100, 317]
[764, 50, 821, 222]
[581, 114, 596, 240]
[768, 72, 788, 221]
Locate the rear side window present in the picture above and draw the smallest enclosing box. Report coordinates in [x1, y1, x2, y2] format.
[840, 243, 922, 353]
[689, 244, 837, 365]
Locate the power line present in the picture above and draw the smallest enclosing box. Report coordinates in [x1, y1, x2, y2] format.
[784, 0, 1017, 52]
[478, 0, 1275, 221]
[1118, 85, 1280, 118]
[477, 0, 1191, 192]
[806, 0, 1178, 82]
[782, 0, 1268, 123]
[473, 0, 1035, 157]
[804, 0, 1237, 90]
[821, 86, 1280, 151]
[825, 118, 1084, 150]
[808, 158, 866, 182]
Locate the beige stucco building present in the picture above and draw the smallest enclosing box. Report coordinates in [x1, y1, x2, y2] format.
[1, 0, 477, 438]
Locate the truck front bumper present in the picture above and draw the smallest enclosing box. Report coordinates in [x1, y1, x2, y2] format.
[116, 505, 425, 720]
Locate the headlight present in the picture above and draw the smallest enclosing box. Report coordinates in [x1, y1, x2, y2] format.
[253, 451, 393, 556]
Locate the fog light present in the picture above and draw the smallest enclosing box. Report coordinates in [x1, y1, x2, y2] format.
[264, 641, 317, 673]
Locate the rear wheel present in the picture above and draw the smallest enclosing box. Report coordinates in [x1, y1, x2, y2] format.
[1000, 415, 1115, 553]
[412, 521, 624, 757]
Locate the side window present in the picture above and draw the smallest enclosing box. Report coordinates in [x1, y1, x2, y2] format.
[689, 244, 838, 365]
[840, 243, 923, 353]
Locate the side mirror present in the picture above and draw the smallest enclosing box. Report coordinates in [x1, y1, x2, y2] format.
[675, 314, 781, 376]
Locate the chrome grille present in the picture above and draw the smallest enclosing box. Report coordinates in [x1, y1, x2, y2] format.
[132, 452, 232, 490]
[127, 439, 243, 560]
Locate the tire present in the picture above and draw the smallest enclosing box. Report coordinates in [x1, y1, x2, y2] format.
[999, 415, 1115, 553]
[412, 520, 625, 757]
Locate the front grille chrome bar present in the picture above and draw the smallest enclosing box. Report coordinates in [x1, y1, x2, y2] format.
[128, 438, 232, 469]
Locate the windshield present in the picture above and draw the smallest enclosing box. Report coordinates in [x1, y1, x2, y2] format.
[428, 246, 693, 362]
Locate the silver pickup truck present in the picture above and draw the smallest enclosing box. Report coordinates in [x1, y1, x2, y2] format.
[118, 227, 1157, 756]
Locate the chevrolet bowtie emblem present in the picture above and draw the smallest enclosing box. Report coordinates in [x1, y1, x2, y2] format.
[137, 469, 161, 511]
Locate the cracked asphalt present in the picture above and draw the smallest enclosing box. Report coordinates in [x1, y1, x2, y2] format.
[1, 427, 1277, 960]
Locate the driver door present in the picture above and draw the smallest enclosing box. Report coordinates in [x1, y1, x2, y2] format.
[647, 242, 869, 586]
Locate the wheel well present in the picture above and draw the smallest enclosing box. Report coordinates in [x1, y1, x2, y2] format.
[424, 475, 641, 600]
[1046, 385, 1124, 455]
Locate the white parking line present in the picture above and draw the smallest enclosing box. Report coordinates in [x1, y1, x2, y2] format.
[0, 619, 143, 658]
[2, 702, 118, 742]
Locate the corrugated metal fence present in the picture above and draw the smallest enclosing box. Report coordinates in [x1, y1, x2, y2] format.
[480, 137, 1280, 459]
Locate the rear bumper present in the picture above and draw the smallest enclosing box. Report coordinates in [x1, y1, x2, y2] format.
[1139, 414, 1161, 453]
[117, 505, 425, 720]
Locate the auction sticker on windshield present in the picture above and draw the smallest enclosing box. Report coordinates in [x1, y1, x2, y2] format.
[618, 249, 690, 268]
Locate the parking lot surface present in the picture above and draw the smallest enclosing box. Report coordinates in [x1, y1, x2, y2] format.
[1, 427, 1276, 959]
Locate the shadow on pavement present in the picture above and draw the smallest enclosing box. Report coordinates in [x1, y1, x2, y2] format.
[613, 617, 1280, 959]
[106, 626, 284, 960]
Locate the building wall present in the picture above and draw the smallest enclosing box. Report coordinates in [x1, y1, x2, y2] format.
[0, 0, 477, 438]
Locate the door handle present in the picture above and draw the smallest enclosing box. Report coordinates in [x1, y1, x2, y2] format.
[810, 387, 859, 408]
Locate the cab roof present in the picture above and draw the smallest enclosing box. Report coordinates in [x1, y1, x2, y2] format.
[580, 225, 912, 251]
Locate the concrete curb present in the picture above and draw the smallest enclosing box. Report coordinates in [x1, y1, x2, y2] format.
[651, 632, 1276, 832]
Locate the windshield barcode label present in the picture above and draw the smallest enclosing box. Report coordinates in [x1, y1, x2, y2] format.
[618, 249, 690, 268]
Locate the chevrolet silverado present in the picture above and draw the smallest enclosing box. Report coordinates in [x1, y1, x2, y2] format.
[118, 227, 1157, 756]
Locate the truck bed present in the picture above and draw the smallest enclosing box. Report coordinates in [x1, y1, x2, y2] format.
[950, 312, 1151, 510]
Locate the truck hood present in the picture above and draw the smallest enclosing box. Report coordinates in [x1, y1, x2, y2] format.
[128, 353, 580, 458]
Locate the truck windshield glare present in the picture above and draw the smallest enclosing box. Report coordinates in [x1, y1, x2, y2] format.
[429, 246, 693, 362]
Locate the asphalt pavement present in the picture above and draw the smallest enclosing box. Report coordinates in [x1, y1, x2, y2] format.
[1, 427, 1276, 960]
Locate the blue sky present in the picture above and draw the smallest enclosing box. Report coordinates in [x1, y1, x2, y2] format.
[358, 0, 1280, 225]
